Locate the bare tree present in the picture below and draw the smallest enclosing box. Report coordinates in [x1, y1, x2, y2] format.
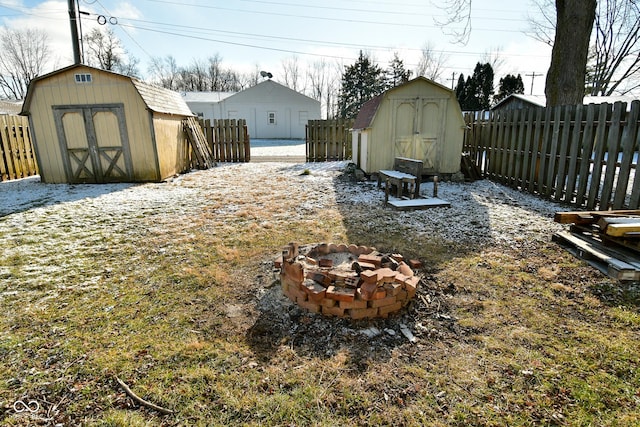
[430, 0, 472, 45]
[434, 0, 596, 106]
[415, 42, 449, 81]
[589, 0, 640, 95]
[306, 58, 340, 118]
[530, 0, 640, 96]
[481, 47, 506, 79]
[148, 55, 180, 90]
[0, 27, 50, 100]
[281, 55, 303, 91]
[84, 27, 139, 76]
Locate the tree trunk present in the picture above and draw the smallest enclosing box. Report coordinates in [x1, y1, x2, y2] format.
[545, 0, 596, 107]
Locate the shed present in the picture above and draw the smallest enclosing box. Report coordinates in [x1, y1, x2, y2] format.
[182, 79, 321, 139]
[21, 64, 195, 183]
[491, 93, 638, 112]
[351, 77, 465, 175]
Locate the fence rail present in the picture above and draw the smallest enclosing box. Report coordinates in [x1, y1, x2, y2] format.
[0, 115, 38, 182]
[199, 118, 250, 163]
[305, 119, 353, 162]
[463, 100, 640, 211]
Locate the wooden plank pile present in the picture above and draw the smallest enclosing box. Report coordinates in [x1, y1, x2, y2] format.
[183, 117, 215, 169]
[553, 210, 640, 281]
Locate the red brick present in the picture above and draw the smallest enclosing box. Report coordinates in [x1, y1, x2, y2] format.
[378, 301, 403, 316]
[396, 289, 409, 302]
[384, 282, 402, 296]
[360, 270, 378, 284]
[347, 244, 359, 254]
[274, 255, 283, 269]
[321, 305, 345, 317]
[297, 299, 321, 313]
[391, 253, 404, 263]
[282, 260, 304, 284]
[375, 267, 396, 283]
[302, 280, 327, 303]
[316, 243, 330, 255]
[348, 307, 379, 319]
[360, 281, 378, 300]
[318, 258, 333, 268]
[325, 286, 356, 302]
[358, 253, 382, 267]
[369, 295, 398, 308]
[339, 297, 367, 309]
[344, 276, 360, 288]
[408, 259, 422, 269]
[355, 261, 376, 270]
[320, 298, 337, 308]
[397, 262, 414, 278]
[288, 285, 307, 302]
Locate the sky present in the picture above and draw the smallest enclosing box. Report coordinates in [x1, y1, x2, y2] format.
[0, 0, 554, 94]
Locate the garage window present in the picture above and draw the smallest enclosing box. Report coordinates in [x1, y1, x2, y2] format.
[268, 111, 276, 125]
[74, 73, 93, 83]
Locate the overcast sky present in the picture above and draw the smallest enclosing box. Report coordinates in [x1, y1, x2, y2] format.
[0, 0, 553, 94]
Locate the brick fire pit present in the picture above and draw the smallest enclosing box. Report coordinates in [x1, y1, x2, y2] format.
[277, 242, 421, 319]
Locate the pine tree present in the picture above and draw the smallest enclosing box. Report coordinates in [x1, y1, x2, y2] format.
[455, 63, 494, 111]
[385, 53, 412, 88]
[337, 51, 386, 119]
[494, 74, 525, 103]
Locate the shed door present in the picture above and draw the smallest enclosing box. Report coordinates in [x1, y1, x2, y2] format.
[392, 98, 444, 173]
[54, 104, 132, 183]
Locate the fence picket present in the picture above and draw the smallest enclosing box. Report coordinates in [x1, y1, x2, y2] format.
[463, 100, 640, 211]
[587, 104, 612, 209]
[0, 115, 38, 182]
[554, 106, 574, 202]
[305, 119, 353, 162]
[600, 102, 626, 208]
[616, 101, 640, 208]
[575, 104, 597, 207]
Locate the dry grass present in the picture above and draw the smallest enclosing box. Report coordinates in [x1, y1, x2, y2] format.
[0, 164, 639, 426]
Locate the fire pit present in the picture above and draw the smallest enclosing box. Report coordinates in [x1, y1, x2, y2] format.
[277, 242, 421, 319]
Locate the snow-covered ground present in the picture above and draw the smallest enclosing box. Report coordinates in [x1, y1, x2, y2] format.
[250, 139, 305, 157]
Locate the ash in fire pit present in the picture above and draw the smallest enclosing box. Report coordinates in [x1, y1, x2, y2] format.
[277, 242, 421, 319]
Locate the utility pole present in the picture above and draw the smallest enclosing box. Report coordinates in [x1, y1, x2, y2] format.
[448, 72, 457, 90]
[68, 0, 81, 64]
[525, 71, 543, 95]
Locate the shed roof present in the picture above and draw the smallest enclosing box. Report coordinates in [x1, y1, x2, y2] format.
[352, 76, 455, 130]
[21, 64, 193, 116]
[180, 91, 236, 103]
[352, 95, 383, 130]
[0, 100, 23, 115]
[492, 93, 638, 111]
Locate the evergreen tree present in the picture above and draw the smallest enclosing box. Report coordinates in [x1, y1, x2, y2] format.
[455, 62, 494, 111]
[494, 73, 525, 103]
[385, 52, 412, 88]
[337, 51, 386, 119]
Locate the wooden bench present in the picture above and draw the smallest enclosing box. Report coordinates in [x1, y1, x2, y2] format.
[377, 157, 423, 200]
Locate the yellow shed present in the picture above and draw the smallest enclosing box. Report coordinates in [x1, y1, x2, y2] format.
[21, 64, 194, 183]
[351, 77, 465, 176]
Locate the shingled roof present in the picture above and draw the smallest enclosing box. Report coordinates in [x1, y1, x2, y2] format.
[352, 94, 383, 130]
[21, 64, 193, 117]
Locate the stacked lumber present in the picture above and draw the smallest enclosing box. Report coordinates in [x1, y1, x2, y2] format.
[183, 117, 215, 169]
[553, 210, 640, 281]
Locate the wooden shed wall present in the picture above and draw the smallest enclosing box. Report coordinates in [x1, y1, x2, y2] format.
[152, 114, 190, 180]
[361, 80, 464, 175]
[28, 67, 158, 183]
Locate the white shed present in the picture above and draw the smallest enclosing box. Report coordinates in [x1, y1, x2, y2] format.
[183, 80, 321, 139]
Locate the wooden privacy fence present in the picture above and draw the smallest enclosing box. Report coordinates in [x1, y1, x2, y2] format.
[199, 118, 250, 163]
[306, 119, 353, 162]
[1, 115, 38, 182]
[463, 100, 640, 211]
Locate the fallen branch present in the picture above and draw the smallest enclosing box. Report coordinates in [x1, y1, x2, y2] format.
[115, 376, 174, 415]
